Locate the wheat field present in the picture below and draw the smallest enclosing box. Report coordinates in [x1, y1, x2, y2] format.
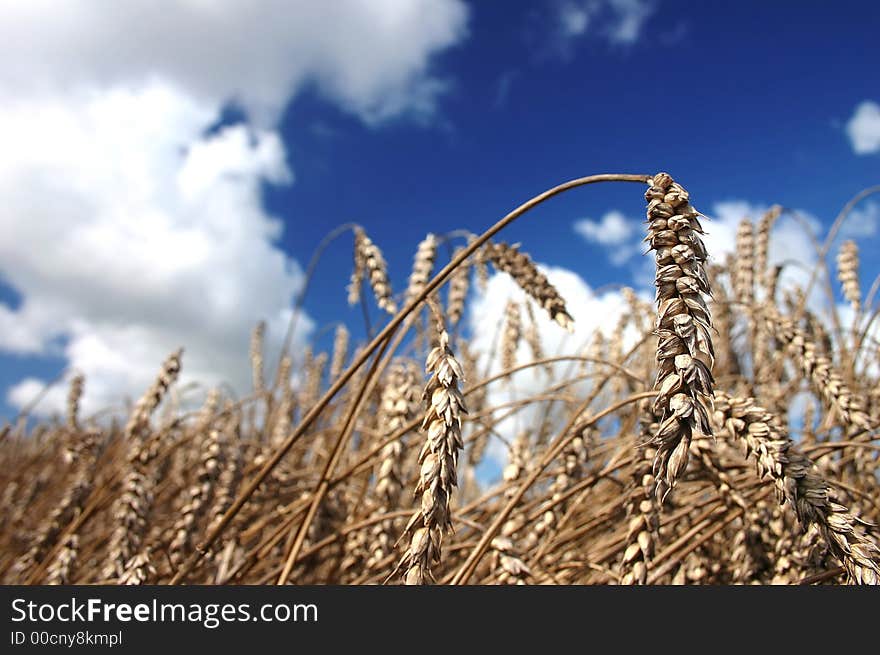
[2, 172, 879, 585]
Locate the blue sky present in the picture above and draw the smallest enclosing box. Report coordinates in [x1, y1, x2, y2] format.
[273, 0, 879, 324]
[1, 0, 878, 421]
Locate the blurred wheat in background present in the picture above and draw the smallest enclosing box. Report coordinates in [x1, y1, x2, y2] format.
[2, 172, 879, 586]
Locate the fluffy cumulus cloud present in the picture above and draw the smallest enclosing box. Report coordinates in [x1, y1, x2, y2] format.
[0, 0, 469, 126]
[0, 1, 469, 417]
[845, 101, 880, 155]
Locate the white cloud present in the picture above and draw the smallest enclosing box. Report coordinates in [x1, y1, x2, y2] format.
[0, 85, 308, 417]
[559, 3, 592, 36]
[574, 210, 634, 245]
[0, 0, 469, 126]
[0, 1, 469, 417]
[605, 0, 657, 44]
[846, 101, 880, 155]
[840, 201, 880, 239]
[573, 210, 641, 265]
[553, 0, 656, 55]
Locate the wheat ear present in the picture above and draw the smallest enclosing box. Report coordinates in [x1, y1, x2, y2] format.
[645, 172, 714, 497]
[393, 302, 466, 584]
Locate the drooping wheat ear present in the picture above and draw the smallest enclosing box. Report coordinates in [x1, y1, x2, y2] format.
[501, 300, 521, 373]
[447, 245, 470, 326]
[118, 549, 156, 585]
[644, 172, 714, 497]
[351, 227, 396, 314]
[764, 308, 871, 430]
[755, 204, 781, 285]
[485, 241, 574, 332]
[836, 240, 861, 313]
[405, 233, 437, 308]
[733, 219, 755, 307]
[714, 391, 880, 584]
[394, 302, 466, 584]
[250, 321, 266, 393]
[330, 325, 350, 381]
[366, 360, 421, 571]
[123, 349, 183, 442]
[66, 373, 84, 430]
[103, 350, 183, 580]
